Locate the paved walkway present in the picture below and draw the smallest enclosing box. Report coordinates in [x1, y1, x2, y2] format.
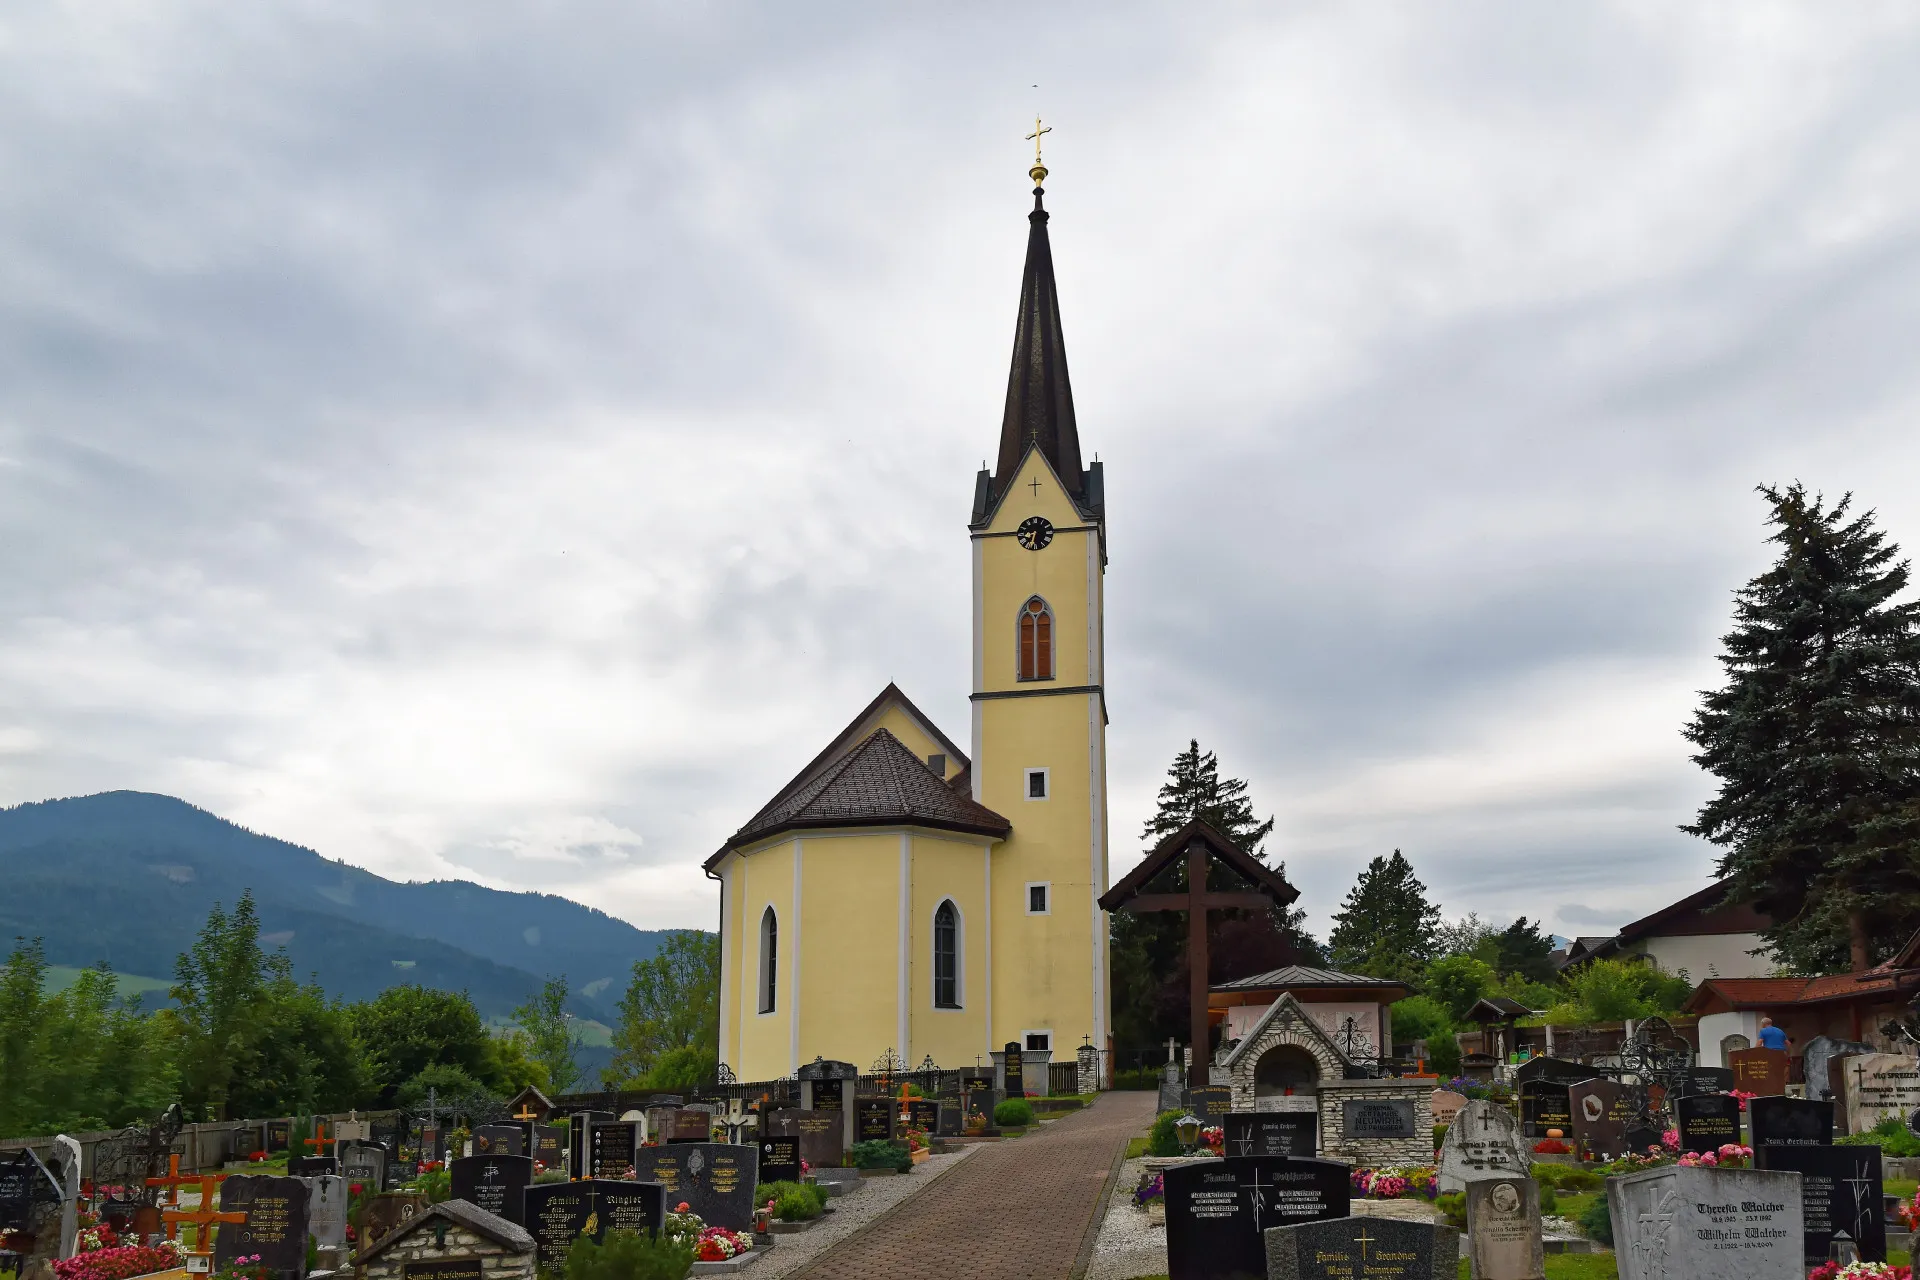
[791, 1091, 1157, 1280]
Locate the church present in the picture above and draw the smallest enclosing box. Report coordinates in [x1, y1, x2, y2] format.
[707, 150, 1111, 1082]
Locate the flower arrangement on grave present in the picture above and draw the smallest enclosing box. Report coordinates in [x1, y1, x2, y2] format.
[901, 1127, 929, 1153]
[53, 1242, 188, 1280]
[1132, 1172, 1165, 1208]
[1675, 1143, 1752, 1169]
[1808, 1263, 1913, 1280]
[76, 1220, 121, 1253]
[1444, 1077, 1492, 1101]
[1199, 1126, 1223, 1156]
[211, 1254, 274, 1280]
[1349, 1166, 1439, 1201]
[1728, 1089, 1757, 1111]
[1532, 1138, 1572, 1154]
[249, 1150, 268, 1163]
[695, 1227, 752, 1261]
[964, 1110, 988, 1134]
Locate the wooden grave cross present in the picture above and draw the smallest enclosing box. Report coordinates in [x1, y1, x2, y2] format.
[144, 1153, 198, 1239]
[304, 1121, 337, 1158]
[161, 1173, 245, 1271]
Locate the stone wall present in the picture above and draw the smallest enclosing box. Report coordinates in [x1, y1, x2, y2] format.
[1317, 1079, 1434, 1168]
[1225, 1007, 1345, 1112]
[363, 1223, 533, 1280]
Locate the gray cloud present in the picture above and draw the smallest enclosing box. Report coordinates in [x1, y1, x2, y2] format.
[2, 3, 1919, 935]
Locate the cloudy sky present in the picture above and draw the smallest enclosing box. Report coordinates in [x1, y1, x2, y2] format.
[4, 2, 1919, 942]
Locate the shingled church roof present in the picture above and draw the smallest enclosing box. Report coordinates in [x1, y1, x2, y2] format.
[710, 728, 1010, 862]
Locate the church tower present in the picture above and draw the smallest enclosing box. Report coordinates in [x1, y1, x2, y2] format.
[968, 151, 1110, 1062]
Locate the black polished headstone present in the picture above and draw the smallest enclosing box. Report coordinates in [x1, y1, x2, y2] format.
[565, 1111, 612, 1180]
[530, 1124, 564, 1171]
[906, 1099, 939, 1133]
[1003, 1042, 1025, 1097]
[521, 1179, 665, 1272]
[1512, 1056, 1595, 1086]
[1164, 1156, 1350, 1280]
[1223, 1112, 1316, 1158]
[266, 1121, 292, 1153]
[1621, 1124, 1663, 1156]
[631, 1143, 758, 1230]
[1678, 1066, 1736, 1097]
[287, 1156, 338, 1178]
[448, 1153, 532, 1225]
[1265, 1214, 1456, 1280]
[214, 1175, 310, 1275]
[1675, 1093, 1742, 1154]
[1751, 1095, 1835, 1148]
[765, 1108, 844, 1171]
[1757, 1143, 1887, 1264]
[589, 1122, 639, 1178]
[854, 1098, 894, 1143]
[0, 1151, 60, 1232]
[1185, 1086, 1232, 1126]
[1518, 1081, 1573, 1139]
[472, 1125, 524, 1158]
[757, 1137, 800, 1184]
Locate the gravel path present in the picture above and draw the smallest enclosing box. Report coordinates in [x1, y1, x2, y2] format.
[1084, 1156, 1166, 1280]
[739, 1148, 978, 1279]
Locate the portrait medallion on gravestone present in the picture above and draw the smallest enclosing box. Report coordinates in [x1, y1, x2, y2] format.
[766, 1108, 844, 1170]
[1757, 1143, 1887, 1265]
[631, 1143, 757, 1230]
[266, 1120, 292, 1153]
[1165, 1157, 1350, 1280]
[1568, 1079, 1632, 1159]
[589, 1122, 638, 1178]
[1265, 1215, 1457, 1280]
[1517, 1081, 1573, 1140]
[1676, 1093, 1743, 1154]
[1466, 1176, 1545, 1280]
[1223, 1111, 1316, 1158]
[472, 1125, 524, 1158]
[448, 1153, 532, 1225]
[306, 1175, 348, 1248]
[1436, 1100, 1530, 1193]
[854, 1097, 894, 1143]
[214, 1175, 310, 1273]
[1186, 1086, 1233, 1126]
[288, 1156, 339, 1178]
[340, 1142, 387, 1192]
[906, 1099, 939, 1133]
[757, 1137, 800, 1185]
[1342, 1097, 1416, 1139]
[1609, 1165, 1803, 1280]
[1728, 1047, 1791, 1098]
[1750, 1095, 1833, 1148]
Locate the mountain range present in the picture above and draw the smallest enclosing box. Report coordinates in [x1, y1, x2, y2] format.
[0, 791, 675, 1028]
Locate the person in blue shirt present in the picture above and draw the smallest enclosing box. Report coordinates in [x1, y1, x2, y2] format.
[1757, 1016, 1790, 1051]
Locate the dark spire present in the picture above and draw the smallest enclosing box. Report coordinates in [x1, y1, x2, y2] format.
[992, 183, 1085, 505]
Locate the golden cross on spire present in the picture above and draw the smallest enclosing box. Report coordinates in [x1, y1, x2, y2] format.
[1026, 116, 1051, 187]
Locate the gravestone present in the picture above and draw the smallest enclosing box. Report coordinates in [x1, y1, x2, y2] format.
[1264, 1214, 1455, 1280]
[906, 1099, 940, 1134]
[1517, 1082, 1572, 1140]
[529, 1126, 563, 1171]
[1750, 1095, 1834, 1148]
[521, 1180, 664, 1273]
[359, 1192, 429, 1251]
[854, 1098, 894, 1143]
[1466, 1175, 1544, 1280]
[307, 1175, 348, 1248]
[334, 1117, 371, 1143]
[757, 1137, 800, 1184]
[214, 1174, 310, 1274]
[289, 1156, 339, 1178]
[1003, 1043, 1025, 1097]
[1163, 1156, 1350, 1280]
[1343, 1097, 1416, 1139]
[0, 1150, 60, 1233]
[668, 1109, 711, 1144]
[1621, 1122, 1664, 1156]
[267, 1121, 292, 1153]
[472, 1126, 524, 1158]
[342, 1142, 388, 1191]
[562, 1111, 610, 1181]
[1678, 1067, 1735, 1097]
[1186, 1086, 1232, 1126]
[1436, 1101, 1530, 1193]
[630, 1143, 757, 1230]
[1430, 1090, 1467, 1128]
[765, 1108, 844, 1171]
[936, 1103, 962, 1137]
[1842, 1053, 1920, 1134]
[1804, 1036, 1874, 1103]
[1728, 1047, 1791, 1098]
[1512, 1056, 1593, 1087]
[1568, 1078, 1632, 1159]
[448, 1154, 532, 1225]
[1675, 1093, 1742, 1154]
[1609, 1165, 1802, 1280]
[588, 1122, 638, 1178]
[1158, 1060, 1186, 1115]
[1757, 1143, 1886, 1264]
[1223, 1111, 1316, 1158]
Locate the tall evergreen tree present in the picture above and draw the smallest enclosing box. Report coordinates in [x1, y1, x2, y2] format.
[1141, 739, 1276, 854]
[1327, 850, 1441, 982]
[1684, 484, 1920, 973]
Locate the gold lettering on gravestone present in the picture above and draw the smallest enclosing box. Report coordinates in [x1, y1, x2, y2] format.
[404, 1262, 484, 1280]
[648, 1159, 681, 1192]
[248, 1195, 291, 1244]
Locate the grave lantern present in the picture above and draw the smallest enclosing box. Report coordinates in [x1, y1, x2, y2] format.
[1174, 1113, 1202, 1153]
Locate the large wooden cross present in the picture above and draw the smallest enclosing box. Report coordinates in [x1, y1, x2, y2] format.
[1099, 820, 1299, 1090]
[144, 1154, 197, 1238]
[161, 1173, 245, 1267]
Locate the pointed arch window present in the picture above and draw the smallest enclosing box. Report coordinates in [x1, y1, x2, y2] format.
[1018, 597, 1054, 681]
[933, 899, 961, 1009]
[758, 906, 778, 1014]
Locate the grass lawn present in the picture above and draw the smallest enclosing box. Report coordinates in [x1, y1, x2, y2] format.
[1455, 1256, 1616, 1279]
[1124, 1136, 1150, 1158]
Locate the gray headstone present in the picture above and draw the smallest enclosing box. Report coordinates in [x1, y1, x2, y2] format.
[53, 1135, 80, 1261]
[1803, 1036, 1874, 1103]
[1840, 1052, 1920, 1135]
[1437, 1101, 1530, 1193]
[1466, 1176, 1544, 1280]
[306, 1174, 348, 1246]
[765, 1107, 844, 1170]
[1265, 1214, 1456, 1279]
[1609, 1165, 1803, 1280]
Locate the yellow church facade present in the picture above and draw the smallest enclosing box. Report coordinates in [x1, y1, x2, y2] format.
[708, 168, 1110, 1081]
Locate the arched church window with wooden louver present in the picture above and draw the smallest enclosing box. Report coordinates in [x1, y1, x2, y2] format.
[758, 906, 778, 1014]
[1018, 597, 1054, 681]
[933, 900, 960, 1008]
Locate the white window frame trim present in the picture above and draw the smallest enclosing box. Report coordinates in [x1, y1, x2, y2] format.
[1024, 767, 1050, 801]
[1020, 1029, 1054, 1054]
[1015, 595, 1056, 682]
[1025, 881, 1052, 916]
[931, 896, 965, 1011]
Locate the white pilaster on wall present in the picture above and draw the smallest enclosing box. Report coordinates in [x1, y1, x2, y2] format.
[1088, 692, 1106, 1048]
[983, 843, 994, 1056]
[737, 855, 748, 1069]
[718, 863, 732, 1069]
[791, 839, 804, 1074]
[1085, 531, 1100, 683]
[898, 833, 911, 1062]
[971, 538, 984, 802]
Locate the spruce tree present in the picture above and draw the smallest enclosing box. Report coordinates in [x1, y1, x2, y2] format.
[1327, 850, 1441, 982]
[1141, 739, 1277, 855]
[1684, 484, 1920, 973]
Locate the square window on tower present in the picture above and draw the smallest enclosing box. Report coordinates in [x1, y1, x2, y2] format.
[1027, 883, 1050, 915]
[1025, 768, 1049, 800]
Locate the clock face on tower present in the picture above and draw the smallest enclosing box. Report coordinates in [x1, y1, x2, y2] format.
[1016, 516, 1054, 551]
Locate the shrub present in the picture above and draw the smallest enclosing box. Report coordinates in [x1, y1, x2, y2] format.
[1838, 1115, 1920, 1157]
[850, 1140, 911, 1172]
[1537, 1183, 1558, 1214]
[564, 1227, 695, 1280]
[1532, 1164, 1601, 1193]
[1147, 1111, 1185, 1157]
[754, 1181, 826, 1222]
[1435, 1191, 1466, 1232]
[994, 1098, 1034, 1128]
[1113, 1067, 1159, 1091]
[1579, 1188, 1613, 1246]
